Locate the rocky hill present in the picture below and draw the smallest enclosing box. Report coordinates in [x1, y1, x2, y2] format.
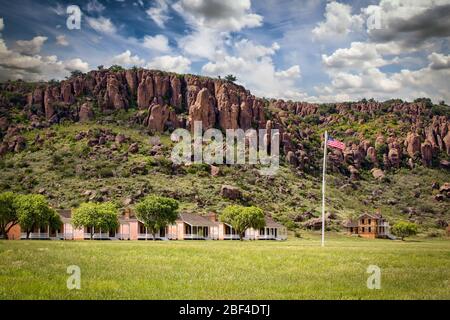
[1, 67, 449, 235]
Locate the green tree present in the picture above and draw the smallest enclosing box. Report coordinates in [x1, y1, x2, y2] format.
[225, 74, 237, 82]
[0, 192, 19, 239]
[134, 195, 179, 240]
[15, 194, 59, 239]
[97, 65, 104, 70]
[69, 70, 84, 78]
[109, 65, 125, 72]
[72, 202, 119, 240]
[392, 221, 418, 241]
[220, 205, 265, 240]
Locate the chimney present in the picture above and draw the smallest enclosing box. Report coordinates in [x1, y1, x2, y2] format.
[124, 208, 131, 219]
[206, 212, 217, 222]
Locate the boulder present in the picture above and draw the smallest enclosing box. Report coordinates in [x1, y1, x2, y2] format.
[125, 70, 138, 95]
[421, 140, 433, 166]
[216, 82, 240, 130]
[148, 104, 169, 132]
[137, 75, 154, 109]
[128, 143, 139, 154]
[220, 185, 242, 200]
[440, 159, 450, 169]
[115, 133, 126, 145]
[188, 88, 216, 130]
[443, 131, 450, 156]
[210, 165, 220, 177]
[439, 183, 450, 194]
[366, 146, 378, 165]
[388, 148, 400, 168]
[78, 103, 94, 122]
[405, 132, 421, 158]
[348, 165, 359, 180]
[371, 168, 385, 180]
[286, 151, 298, 167]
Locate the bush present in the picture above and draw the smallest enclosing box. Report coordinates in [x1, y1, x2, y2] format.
[98, 167, 114, 178]
[392, 221, 418, 240]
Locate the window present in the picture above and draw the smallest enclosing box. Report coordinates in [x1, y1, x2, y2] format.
[361, 219, 364, 224]
[361, 227, 365, 232]
[368, 227, 371, 233]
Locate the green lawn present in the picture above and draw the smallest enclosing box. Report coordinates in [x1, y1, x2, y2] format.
[1, 233, 449, 300]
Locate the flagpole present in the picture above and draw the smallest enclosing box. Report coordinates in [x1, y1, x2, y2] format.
[322, 131, 328, 247]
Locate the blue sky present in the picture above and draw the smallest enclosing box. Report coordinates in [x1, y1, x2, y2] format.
[0, 0, 449, 103]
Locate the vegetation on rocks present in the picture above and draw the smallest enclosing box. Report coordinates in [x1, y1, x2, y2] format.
[0, 68, 449, 236]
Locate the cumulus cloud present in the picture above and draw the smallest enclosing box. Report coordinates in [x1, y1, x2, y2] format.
[14, 36, 48, 55]
[315, 0, 450, 103]
[312, 2, 363, 41]
[275, 65, 301, 79]
[317, 59, 450, 103]
[0, 38, 89, 81]
[175, 0, 263, 60]
[146, 55, 191, 73]
[322, 42, 390, 70]
[365, 0, 450, 47]
[173, 0, 263, 31]
[146, 0, 170, 28]
[112, 50, 145, 67]
[56, 35, 69, 46]
[428, 52, 450, 70]
[64, 58, 90, 73]
[177, 27, 226, 59]
[202, 39, 304, 100]
[142, 34, 170, 52]
[86, 16, 116, 34]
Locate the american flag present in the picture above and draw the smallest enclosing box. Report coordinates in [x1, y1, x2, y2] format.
[327, 136, 346, 150]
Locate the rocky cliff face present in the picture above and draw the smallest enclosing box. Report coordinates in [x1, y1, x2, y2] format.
[1, 68, 450, 178]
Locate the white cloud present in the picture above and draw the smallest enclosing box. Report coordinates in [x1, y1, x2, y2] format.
[175, 0, 263, 60]
[322, 42, 389, 70]
[14, 36, 48, 55]
[312, 2, 363, 41]
[146, 55, 191, 73]
[64, 58, 90, 73]
[0, 38, 89, 81]
[146, 0, 170, 28]
[177, 27, 226, 59]
[364, 0, 450, 47]
[428, 52, 450, 70]
[174, 0, 262, 31]
[86, 16, 116, 34]
[142, 34, 170, 52]
[234, 39, 280, 59]
[202, 39, 304, 100]
[56, 35, 69, 46]
[275, 65, 301, 79]
[112, 50, 145, 67]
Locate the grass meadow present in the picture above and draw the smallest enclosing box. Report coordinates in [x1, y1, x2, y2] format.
[0, 233, 449, 300]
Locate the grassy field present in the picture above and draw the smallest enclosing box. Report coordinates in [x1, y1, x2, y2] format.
[1, 233, 449, 300]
